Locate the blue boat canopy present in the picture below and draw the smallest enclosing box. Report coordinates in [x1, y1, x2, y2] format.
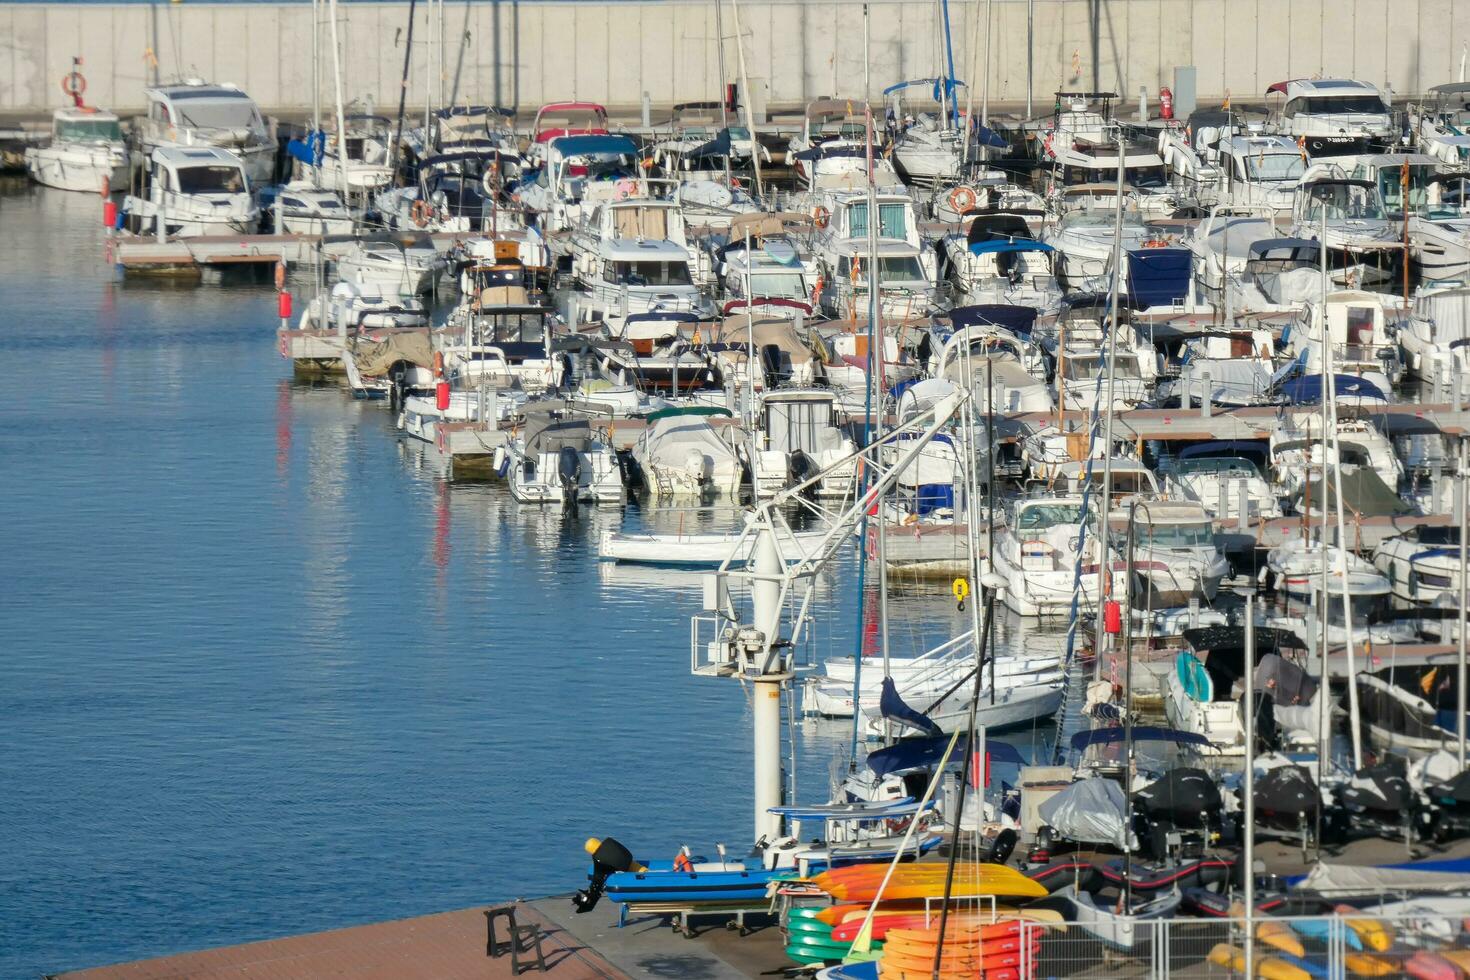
[949, 304, 1037, 337]
[792, 144, 869, 162]
[882, 77, 968, 103]
[1125, 247, 1192, 310]
[1277, 373, 1388, 405]
[551, 134, 638, 157]
[866, 733, 1025, 778]
[767, 798, 937, 822]
[968, 238, 1053, 256]
[1070, 726, 1210, 751]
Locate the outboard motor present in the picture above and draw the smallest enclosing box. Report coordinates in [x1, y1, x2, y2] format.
[760, 343, 787, 388]
[573, 836, 639, 913]
[558, 445, 582, 491]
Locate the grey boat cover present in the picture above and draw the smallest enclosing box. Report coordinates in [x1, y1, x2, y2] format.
[1255, 652, 1318, 706]
[1300, 863, 1470, 897]
[709, 317, 818, 365]
[351, 332, 435, 375]
[1299, 468, 1415, 517]
[1038, 777, 1135, 850]
[523, 416, 593, 454]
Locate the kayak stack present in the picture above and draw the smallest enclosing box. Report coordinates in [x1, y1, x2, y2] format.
[810, 862, 1050, 903]
[876, 920, 1039, 980]
[787, 906, 883, 966]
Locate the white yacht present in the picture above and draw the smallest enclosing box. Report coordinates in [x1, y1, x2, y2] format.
[1401, 286, 1470, 381]
[1126, 500, 1230, 607]
[133, 80, 276, 184]
[1215, 134, 1307, 213]
[926, 309, 1053, 414]
[991, 495, 1122, 617]
[1374, 525, 1464, 606]
[569, 185, 713, 288]
[502, 415, 623, 505]
[1043, 208, 1154, 291]
[1266, 78, 1397, 157]
[26, 107, 128, 192]
[269, 185, 354, 235]
[1279, 289, 1402, 392]
[578, 238, 714, 331]
[938, 212, 1063, 314]
[1289, 176, 1404, 286]
[122, 146, 258, 237]
[1163, 440, 1281, 523]
[332, 237, 446, 297]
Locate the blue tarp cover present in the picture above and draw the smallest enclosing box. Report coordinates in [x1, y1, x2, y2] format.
[865, 733, 1024, 778]
[1126, 247, 1192, 310]
[1277, 373, 1388, 404]
[879, 677, 942, 736]
[551, 134, 637, 157]
[1070, 726, 1211, 751]
[949, 304, 1038, 336]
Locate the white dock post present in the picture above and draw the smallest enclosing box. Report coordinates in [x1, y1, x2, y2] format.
[1433, 459, 1445, 513]
[1199, 371, 1211, 418]
[1181, 378, 1191, 411]
[750, 525, 787, 843]
[642, 92, 652, 129]
[275, 196, 284, 236]
[1137, 86, 1148, 123]
[1237, 479, 1249, 532]
[1457, 365, 1467, 409]
[1188, 597, 1200, 629]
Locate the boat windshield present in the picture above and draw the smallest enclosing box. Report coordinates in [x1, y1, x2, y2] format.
[57, 118, 122, 141]
[1064, 354, 1142, 380]
[1301, 183, 1385, 221]
[1177, 457, 1263, 479]
[1292, 95, 1391, 115]
[748, 271, 808, 299]
[1244, 153, 1305, 182]
[1015, 502, 1082, 536]
[848, 201, 910, 239]
[1324, 592, 1390, 628]
[1140, 522, 1214, 549]
[176, 165, 246, 194]
[482, 312, 547, 343]
[172, 100, 261, 132]
[1082, 738, 1201, 778]
[849, 255, 926, 285]
[606, 260, 692, 286]
[1061, 210, 1145, 232]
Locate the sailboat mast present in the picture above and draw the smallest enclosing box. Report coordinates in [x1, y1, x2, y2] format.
[1095, 134, 1125, 661]
[727, 0, 764, 200]
[865, 101, 893, 741]
[388, 0, 418, 181]
[938, 0, 960, 124]
[326, 0, 350, 198]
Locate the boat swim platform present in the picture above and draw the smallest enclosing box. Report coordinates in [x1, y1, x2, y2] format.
[47, 902, 628, 980]
[45, 895, 793, 980]
[106, 230, 473, 274]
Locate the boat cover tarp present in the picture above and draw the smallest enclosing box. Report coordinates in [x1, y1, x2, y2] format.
[640, 413, 738, 467]
[350, 332, 435, 374]
[949, 304, 1037, 336]
[1070, 726, 1210, 751]
[1038, 777, 1134, 850]
[1253, 763, 1319, 818]
[879, 676, 942, 736]
[1414, 288, 1470, 346]
[1181, 359, 1273, 404]
[1299, 863, 1470, 897]
[708, 316, 816, 364]
[523, 417, 593, 454]
[865, 733, 1024, 778]
[1299, 468, 1415, 517]
[1256, 652, 1318, 706]
[1126, 248, 1192, 310]
[1132, 767, 1222, 821]
[1277, 373, 1388, 405]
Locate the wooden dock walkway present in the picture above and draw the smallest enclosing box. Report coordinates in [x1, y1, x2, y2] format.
[50, 904, 626, 980]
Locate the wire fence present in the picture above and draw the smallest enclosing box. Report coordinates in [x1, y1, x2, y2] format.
[1017, 911, 1470, 980]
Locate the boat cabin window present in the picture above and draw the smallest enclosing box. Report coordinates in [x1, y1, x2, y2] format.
[57, 117, 123, 141]
[1015, 503, 1082, 538]
[602, 260, 691, 286]
[1064, 354, 1142, 380]
[1301, 183, 1384, 221]
[1285, 94, 1391, 117]
[848, 201, 909, 239]
[613, 206, 670, 240]
[1140, 522, 1214, 549]
[483, 312, 547, 343]
[1177, 457, 1264, 480]
[1243, 152, 1304, 182]
[748, 270, 809, 299]
[844, 255, 925, 285]
[1322, 591, 1389, 629]
[176, 165, 245, 194]
[172, 99, 262, 132]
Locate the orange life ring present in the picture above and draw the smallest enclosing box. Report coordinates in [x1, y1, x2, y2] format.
[411, 199, 432, 228]
[673, 852, 693, 872]
[948, 185, 977, 213]
[61, 71, 86, 98]
[812, 205, 831, 229]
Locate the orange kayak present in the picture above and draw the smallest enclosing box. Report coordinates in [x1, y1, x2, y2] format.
[832, 916, 1020, 945]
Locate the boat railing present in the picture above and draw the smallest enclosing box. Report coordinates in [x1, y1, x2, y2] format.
[1018, 910, 1452, 980]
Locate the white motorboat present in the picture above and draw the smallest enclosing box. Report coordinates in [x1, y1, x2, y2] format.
[515, 132, 638, 235]
[1127, 500, 1230, 607]
[1410, 83, 1470, 165]
[269, 184, 354, 235]
[501, 415, 623, 505]
[1043, 207, 1154, 291]
[786, 99, 869, 189]
[926, 310, 1053, 415]
[297, 280, 428, 333]
[576, 237, 715, 330]
[1164, 639, 1323, 756]
[1373, 525, 1463, 605]
[375, 149, 504, 233]
[1401, 286, 1470, 381]
[332, 237, 447, 296]
[938, 213, 1063, 315]
[859, 680, 1065, 738]
[1215, 133, 1306, 213]
[1279, 288, 1402, 392]
[568, 182, 714, 288]
[1264, 535, 1382, 598]
[1266, 77, 1397, 157]
[1268, 415, 1403, 502]
[812, 189, 937, 319]
[992, 495, 1123, 617]
[1289, 176, 1404, 286]
[632, 407, 743, 498]
[122, 146, 259, 237]
[25, 106, 128, 193]
[1159, 327, 1276, 407]
[1163, 441, 1282, 523]
[133, 79, 276, 184]
[1267, 565, 1417, 648]
[600, 525, 829, 567]
[747, 389, 856, 499]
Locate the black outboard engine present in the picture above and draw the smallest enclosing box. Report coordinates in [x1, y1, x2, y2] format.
[760, 343, 788, 388]
[573, 836, 638, 913]
[557, 446, 582, 493]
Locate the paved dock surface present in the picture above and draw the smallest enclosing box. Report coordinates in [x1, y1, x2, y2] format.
[51, 904, 626, 980]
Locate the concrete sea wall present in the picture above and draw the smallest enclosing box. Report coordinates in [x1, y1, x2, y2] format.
[1, 0, 1468, 116]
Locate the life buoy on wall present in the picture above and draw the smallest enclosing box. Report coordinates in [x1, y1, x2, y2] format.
[948, 185, 977, 214]
[411, 199, 432, 228]
[812, 205, 831, 230]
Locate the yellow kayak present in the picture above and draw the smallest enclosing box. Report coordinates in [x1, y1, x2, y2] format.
[1335, 906, 1394, 953]
[1345, 953, 1398, 977]
[1228, 902, 1305, 957]
[1207, 943, 1312, 980]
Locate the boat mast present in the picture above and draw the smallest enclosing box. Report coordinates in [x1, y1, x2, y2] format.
[1094, 133, 1125, 665]
[325, 0, 350, 198]
[1243, 589, 1257, 980]
[1459, 435, 1468, 768]
[388, 0, 418, 182]
[979, 0, 992, 162]
[727, 0, 764, 200]
[938, 0, 960, 126]
[866, 81, 893, 743]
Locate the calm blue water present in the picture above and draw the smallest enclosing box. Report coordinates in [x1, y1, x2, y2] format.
[0, 180, 1061, 978]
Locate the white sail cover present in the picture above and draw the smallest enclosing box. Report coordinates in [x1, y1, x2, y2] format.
[1413, 288, 1470, 346]
[1038, 777, 1136, 850]
[1300, 862, 1470, 897]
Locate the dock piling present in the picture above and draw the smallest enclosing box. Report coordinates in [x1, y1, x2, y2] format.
[1199, 372, 1211, 418]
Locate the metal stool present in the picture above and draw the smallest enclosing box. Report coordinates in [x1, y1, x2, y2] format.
[485, 903, 547, 975]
